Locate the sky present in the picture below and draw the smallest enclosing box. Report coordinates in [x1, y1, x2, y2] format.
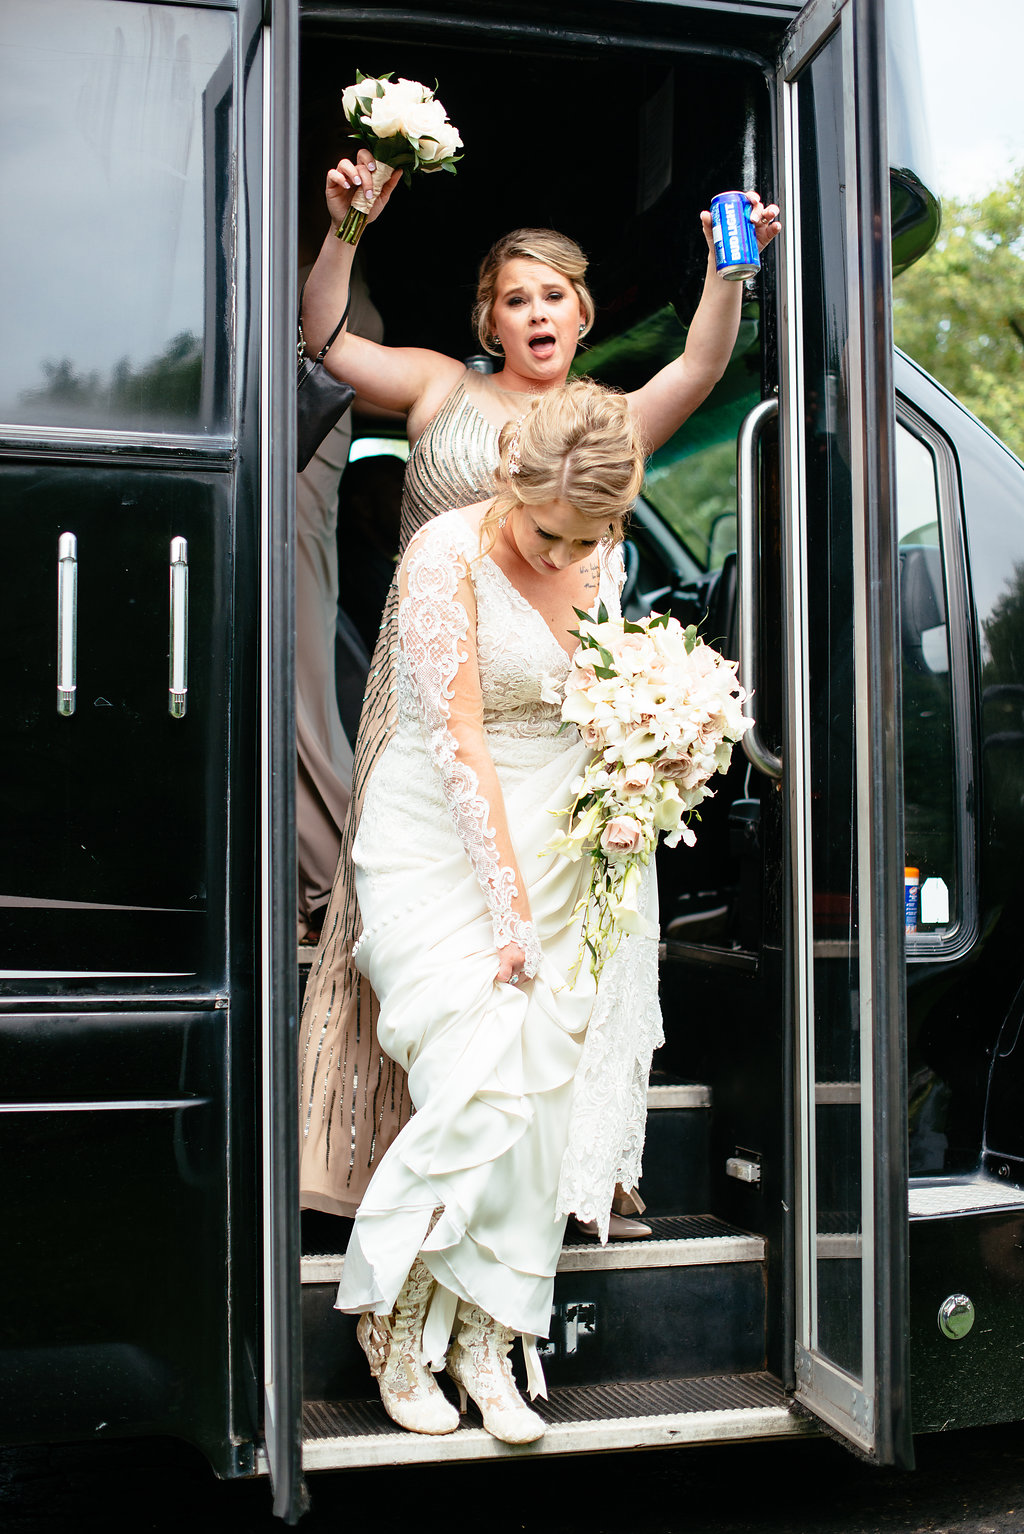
[912, 0, 1024, 199]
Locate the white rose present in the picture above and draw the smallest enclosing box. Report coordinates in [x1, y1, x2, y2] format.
[366, 78, 425, 138]
[365, 96, 406, 138]
[400, 98, 447, 142]
[342, 80, 378, 123]
[417, 119, 463, 167]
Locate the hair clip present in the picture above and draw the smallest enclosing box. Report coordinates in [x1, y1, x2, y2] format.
[507, 413, 525, 476]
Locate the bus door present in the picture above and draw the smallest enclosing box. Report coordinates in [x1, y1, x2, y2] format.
[0, 0, 262, 1485]
[771, 0, 913, 1462]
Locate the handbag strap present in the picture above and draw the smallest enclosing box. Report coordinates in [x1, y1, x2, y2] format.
[298, 280, 352, 365]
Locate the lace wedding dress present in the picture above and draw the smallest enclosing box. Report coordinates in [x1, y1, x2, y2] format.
[335, 510, 663, 1380]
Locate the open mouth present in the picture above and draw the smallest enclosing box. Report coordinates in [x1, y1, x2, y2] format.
[528, 332, 556, 356]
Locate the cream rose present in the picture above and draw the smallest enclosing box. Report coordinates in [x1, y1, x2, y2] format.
[342, 81, 377, 123]
[417, 120, 463, 166]
[621, 761, 655, 794]
[600, 815, 644, 858]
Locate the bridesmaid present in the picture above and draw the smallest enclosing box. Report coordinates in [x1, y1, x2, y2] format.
[297, 148, 781, 1230]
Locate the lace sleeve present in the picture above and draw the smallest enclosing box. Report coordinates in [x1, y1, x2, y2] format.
[606, 540, 627, 603]
[397, 521, 541, 978]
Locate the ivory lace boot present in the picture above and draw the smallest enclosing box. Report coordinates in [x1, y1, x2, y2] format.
[445, 1303, 545, 1444]
[356, 1257, 459, 1435]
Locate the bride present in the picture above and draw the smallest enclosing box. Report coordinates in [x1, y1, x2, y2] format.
[337, 380, 654, 1443]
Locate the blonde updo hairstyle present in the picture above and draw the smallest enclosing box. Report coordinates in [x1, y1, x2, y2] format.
[481, 378, 646, 555]
[473, 228, 596, 357]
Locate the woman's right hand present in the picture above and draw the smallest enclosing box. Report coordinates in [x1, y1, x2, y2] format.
[326, 147, 401, 231]
[495, 942, 528, 987]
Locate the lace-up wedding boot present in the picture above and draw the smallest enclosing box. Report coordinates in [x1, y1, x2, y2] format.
[445, 1303, 545, 1444]
[356, 1257, 460, 1434]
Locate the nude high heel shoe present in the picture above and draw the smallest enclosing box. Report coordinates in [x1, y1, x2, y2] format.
[356, 1257, 459, 1435]
[445, 1303, 545, 1445]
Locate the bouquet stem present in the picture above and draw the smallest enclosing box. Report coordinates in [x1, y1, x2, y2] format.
[336, 158, 395, 244]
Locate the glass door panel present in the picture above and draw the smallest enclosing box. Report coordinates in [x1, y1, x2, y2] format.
[778, 0, 912, 1462]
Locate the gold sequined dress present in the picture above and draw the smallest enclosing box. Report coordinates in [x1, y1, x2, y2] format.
[298, 368, 531, 1216]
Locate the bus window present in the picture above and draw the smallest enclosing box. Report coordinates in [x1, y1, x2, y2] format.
[642, 317, 762, 573]
[897, 417, 964, 946]
[0, 0, 233, 437]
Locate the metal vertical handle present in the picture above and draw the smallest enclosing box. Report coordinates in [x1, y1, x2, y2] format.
[737, 398, 783, 780]
[169, 536, 189, 718]
[57, 532, 78, 716]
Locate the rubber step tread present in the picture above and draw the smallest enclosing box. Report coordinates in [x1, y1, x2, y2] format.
[294, 1372, 809, 1469]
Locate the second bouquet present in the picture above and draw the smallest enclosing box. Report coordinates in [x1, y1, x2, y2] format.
[546, 606, 754, 978]
[337, 71, 463, 243]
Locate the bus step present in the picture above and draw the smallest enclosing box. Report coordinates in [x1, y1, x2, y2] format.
[301, 1214, 761, 1282]
[302, 1217, 765, 1397]
[295, 1371, 808, 1471]
[299, 1082, 716, 1262]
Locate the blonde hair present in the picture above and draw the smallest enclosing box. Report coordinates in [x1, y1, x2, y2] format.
[480, 378, 646, 553]
[473, 229, 596, 356]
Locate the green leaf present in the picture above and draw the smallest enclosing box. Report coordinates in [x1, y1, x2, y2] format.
[592, 664, 617, 680]
[684, 623, 698, 654]
[622, 618, 645, 634]
[572, 606, 592, 622]
[649, 610, 670, 628]
[596, 644, 615, 670]
[598, 599, 609, 624]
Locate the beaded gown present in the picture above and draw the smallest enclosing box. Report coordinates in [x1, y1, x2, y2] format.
[335, 507, 660, 1377]
[297, 368, 663, 1243]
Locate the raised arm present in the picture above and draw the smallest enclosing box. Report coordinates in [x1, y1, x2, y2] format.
[398, 524, 540, 982]
[302, 148, 464, 423]
[627, 191, 781, 452]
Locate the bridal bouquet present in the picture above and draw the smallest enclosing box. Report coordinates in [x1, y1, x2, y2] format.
[546, 607, 754, 978]
[338, 71, 463, 243]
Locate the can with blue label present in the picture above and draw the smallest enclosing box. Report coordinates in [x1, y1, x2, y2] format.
[710, 191, 761, 281]
[905, 866, 920, 934]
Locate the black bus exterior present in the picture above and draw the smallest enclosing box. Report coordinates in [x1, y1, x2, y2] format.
[2, 0, 1023, 1521]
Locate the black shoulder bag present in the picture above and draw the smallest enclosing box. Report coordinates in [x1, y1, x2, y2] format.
[296, 287, 355, 472]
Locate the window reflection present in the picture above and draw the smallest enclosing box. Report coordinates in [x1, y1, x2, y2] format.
[0, 1, 233, 435]
[897, 424, 957, 935]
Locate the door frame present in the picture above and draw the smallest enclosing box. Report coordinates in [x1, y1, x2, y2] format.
[260, 0, 307, 1520]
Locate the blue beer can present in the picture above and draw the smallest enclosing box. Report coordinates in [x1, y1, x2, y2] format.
[710, 191, 761, 281]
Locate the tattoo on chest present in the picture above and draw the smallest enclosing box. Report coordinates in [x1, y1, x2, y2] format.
[581, 558, 600, 595]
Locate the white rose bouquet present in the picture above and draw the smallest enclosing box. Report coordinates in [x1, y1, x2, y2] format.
[546, 605, 754, 978]
[337, 71, 463, 244]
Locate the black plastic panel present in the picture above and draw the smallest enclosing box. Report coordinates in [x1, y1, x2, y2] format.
[0, 1011, 236, 1458]
[0, 463, 232, 989]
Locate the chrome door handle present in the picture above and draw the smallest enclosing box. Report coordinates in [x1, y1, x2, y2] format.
[169, 536, 189, 718]
[737, 398, 782, 780]
[57, 532, 78, 716]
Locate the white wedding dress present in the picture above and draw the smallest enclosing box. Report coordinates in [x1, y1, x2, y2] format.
[335, 509, 663, 1390]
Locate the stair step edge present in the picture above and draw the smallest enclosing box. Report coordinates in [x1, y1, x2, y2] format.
[303, 1228, 764, 1285]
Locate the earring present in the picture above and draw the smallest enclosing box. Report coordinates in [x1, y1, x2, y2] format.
[490, 336, 504, 353]
[579, 323, 586, 334]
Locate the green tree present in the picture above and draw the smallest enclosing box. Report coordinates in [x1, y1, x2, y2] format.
[893, 166, 1024, 461]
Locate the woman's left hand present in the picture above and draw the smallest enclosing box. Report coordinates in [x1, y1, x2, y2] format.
[699, 190, 782, 257]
